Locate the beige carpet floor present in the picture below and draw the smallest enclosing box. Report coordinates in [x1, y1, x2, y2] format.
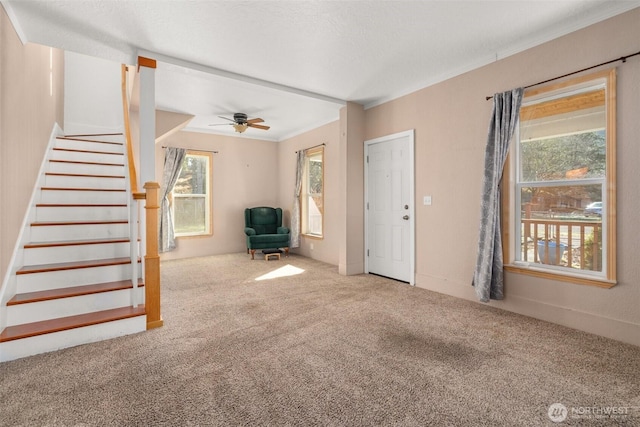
[1, 253, 639, 426]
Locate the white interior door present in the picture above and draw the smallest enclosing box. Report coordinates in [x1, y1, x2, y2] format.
[365, 130, 414, 284]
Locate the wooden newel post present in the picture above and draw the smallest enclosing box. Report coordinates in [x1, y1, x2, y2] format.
[144, 181, 163, 329]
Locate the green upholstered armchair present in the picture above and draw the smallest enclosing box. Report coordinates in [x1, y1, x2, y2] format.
[244, 207, 290, 259]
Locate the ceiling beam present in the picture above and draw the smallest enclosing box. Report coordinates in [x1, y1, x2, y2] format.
[137, 49, 347, 107]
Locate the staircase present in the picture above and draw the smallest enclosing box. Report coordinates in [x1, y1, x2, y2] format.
[0, 134, 146, 362]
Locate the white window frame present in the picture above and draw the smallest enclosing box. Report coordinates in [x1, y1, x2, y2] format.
[172, 151, 213, 238]
[301, 146, 324, 238]
[505, 69, 616, 287]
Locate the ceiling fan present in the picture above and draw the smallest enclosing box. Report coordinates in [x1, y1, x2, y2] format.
[209, 113, 270, 133]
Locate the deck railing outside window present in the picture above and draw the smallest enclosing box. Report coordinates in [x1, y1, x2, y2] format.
[521, 210, 602, 271]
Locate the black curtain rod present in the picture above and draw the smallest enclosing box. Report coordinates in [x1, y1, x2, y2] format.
[296, 143, 325, 154]
[161, 146, 219, 154]
[485, 49, 640, 101]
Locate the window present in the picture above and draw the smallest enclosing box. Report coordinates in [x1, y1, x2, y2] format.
[172, 151, 212, 237]
[301, 146, 324, 237]
[506, 69, 616, 287]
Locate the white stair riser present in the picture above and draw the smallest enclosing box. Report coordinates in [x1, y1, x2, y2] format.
[30, 222, 129, 242]
[51, 149, 124, 164]
[49, 161, 125, 176]
[55, 139, 124, 154]
[0, 315, 146, 362]
[17, 263, 141, 293]
[6, 287, 145, 326]
[35, 205, 128, 222]
[24, 241, 132, 265]
[40, 189, 127, 204]
[44, 174, 126, 189]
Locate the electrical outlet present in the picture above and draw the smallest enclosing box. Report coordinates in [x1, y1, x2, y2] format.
[423, 196, 432, 205]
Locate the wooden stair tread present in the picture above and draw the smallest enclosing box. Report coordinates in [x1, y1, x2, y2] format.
[25, 237, 130, 249]
[36, 203, 127, 207]
[50, 159, 124, 167]
[63, 133, 123, 137]
[59, 135, 124, 145]
[8, 279, 145, 306]
[45, 172, 125, 179]
[41, 187, 125, 192]
[17, 257, 134, 275]
[53, 147, 123, 156]
[31, 220, 127, 226]
[0, 305, 146, 343]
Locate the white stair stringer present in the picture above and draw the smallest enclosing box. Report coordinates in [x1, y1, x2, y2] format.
[0, 132, 146, 363]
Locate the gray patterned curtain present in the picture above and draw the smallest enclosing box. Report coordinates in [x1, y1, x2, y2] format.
[473, 88, 523, 302]
[159, 147, 186, 253]
[290, 150, 305, 248]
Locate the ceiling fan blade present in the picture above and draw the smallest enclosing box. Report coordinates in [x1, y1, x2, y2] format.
[246, 118, 264, 124]
[248, 123, 270, 131]
[208, 123, 232, 126]
[218, 116, 236, 122]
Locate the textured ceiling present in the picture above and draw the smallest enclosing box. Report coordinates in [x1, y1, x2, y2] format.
[4, 0, 639, 141]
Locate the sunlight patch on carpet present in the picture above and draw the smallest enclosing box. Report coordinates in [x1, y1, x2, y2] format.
[255, 264, 305, 281]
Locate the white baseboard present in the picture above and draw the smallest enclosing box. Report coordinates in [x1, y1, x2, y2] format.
[415, 272, 640, 347]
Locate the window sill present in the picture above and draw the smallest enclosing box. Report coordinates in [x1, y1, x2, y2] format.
[504, 264, 616, 289]
[175, 232, 213, 239]
[302, 233, 323, 240]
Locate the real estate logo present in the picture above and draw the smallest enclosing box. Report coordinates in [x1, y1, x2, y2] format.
[548, 403, 637, 422]
[548, 403, 568, 423]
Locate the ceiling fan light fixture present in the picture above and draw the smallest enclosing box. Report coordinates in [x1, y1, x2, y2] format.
[233, 123, 248, 133]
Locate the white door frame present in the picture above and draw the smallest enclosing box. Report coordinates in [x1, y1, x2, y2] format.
[364, 129, 415, 286]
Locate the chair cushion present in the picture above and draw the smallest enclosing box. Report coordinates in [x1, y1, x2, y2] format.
[249, 234, 289, 245]
[248, 207, 278, 235]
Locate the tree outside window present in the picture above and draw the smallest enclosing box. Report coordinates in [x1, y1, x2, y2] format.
[507, 69, 616, 286]
[172, 152, 212, 237]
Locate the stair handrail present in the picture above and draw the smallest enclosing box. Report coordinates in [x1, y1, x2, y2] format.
[121, 64, 139, 194]
[121, 64, 142, 307]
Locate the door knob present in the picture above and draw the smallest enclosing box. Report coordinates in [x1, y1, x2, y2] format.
[403, 215, 410, 220]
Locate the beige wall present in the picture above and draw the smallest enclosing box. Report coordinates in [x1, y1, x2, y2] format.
[158, 131, 280, 261]
[64, 51, 121, 134]
[0, 6, 64, 281]
[277, 121, 341, 266]
[364, 9, 640, 346]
